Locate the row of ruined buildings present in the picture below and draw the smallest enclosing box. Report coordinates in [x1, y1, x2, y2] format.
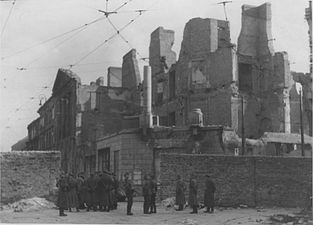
[14, 3, 312, 182]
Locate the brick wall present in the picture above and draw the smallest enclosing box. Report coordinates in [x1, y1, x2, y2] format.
[0, 151, 61, 205]
[160, 154, 312, 208]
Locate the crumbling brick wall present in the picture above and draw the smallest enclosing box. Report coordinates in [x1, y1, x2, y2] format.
[0, 151, 61, 205]
[160, 154, 312, 208]
[237, 3, 292, 138]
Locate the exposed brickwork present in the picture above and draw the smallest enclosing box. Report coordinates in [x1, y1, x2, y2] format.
[150, 18, 238, 129]
[160, 154, 312, 208]
[0, 151, 61, 205]
[122, 49, 141, 90]
[237, 3, 292, 138]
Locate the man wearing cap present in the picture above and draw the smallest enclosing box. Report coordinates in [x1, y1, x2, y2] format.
[188, 174, 198, 214]
[175, 175, 186, 211]
[204, 175, 216, 213]
[123, 172, 134, 215]
[86, 173, 97, 211]
[77, 173, 86, 209]
[68, 173, 79, 212]
[56, 171, 69, 216]
[142, 174, 152, 214]
[149, 175, 157, 213]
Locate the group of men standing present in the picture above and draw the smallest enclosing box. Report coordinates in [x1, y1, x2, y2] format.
[176, 174, 216, 214]
[56, 170, 119, 216]
[57, 171, 215, 217]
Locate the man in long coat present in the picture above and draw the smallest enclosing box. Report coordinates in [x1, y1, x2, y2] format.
[86, 173, 97, 211]
[96, 172, 105, 211]
[175, 175, 186, 211]
[188, 175, 198, 214]
[56, 172, 69, 216]
[142, 174, 152, 214]
[124, 172, 134, 215]
[149, 175, 157, 213]
[77, 173, 86, 209]
[68, 173, 79, 212]
[204, 175, 216, 213]
[102, 171, 114, 212]
[111, 173, 119, 210]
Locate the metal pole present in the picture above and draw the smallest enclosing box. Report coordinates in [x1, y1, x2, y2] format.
[299, 87, 305, 156]
[241, 95, 245, 155]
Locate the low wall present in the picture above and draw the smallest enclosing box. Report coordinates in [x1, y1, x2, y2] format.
[0, 151, 61, 205]
[160, 154, 312, 208]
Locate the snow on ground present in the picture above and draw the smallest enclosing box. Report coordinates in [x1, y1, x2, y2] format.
[1, 200, 312, 224]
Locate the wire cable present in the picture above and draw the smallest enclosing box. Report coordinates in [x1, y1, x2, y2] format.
[2, 16, 106, 60]
[22, 25, 89, 69]
[106, 15, 146, 60]
[71, 13, 142, 67]
[1, 0, 16, 39]
[70, 32, 118, 67]
[113, 0, 133, 12]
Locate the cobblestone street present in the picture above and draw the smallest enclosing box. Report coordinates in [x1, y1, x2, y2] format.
[1, 201, 311, 224]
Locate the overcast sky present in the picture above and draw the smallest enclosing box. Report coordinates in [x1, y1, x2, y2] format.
[0, 0, 310, 151]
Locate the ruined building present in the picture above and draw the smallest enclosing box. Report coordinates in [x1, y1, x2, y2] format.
[150, 3, 295, 139]
[150, 19, 238, 129]
[27, 49, 142, 174]
[237, 3, 292, 138]
[24, 2, 312, 179]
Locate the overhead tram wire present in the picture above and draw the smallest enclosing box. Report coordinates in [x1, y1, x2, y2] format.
[112, 0, 133, 13]
[21, 25, 90, 70]
[106, 16, 146, 61]
[2, 16, 106, 60]
[1, 0, 16, 39]
[70, 13, 143, 67]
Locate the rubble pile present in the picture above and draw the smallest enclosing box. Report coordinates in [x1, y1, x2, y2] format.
[162, 197, 175, 208]
[269, 214, 311, 225]
[181, 218, 198, 225]
[2, 197, 56, 212]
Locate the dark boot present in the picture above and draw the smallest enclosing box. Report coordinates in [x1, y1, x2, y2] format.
[190, 206, 198, 214]
[68, 208, 72, 212]
[59, 208, 67, 216]
[76, 208, 80, 212]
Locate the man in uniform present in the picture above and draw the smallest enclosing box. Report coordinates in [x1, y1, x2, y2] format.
[96, 172, 105, 211]
[188, 174, 198, 214]
[124, 172, 134, 215]
[86, 173, 97, 211]
[150, 175, 157, 213]
[77, 173, 86, 209]
[102, 170, 113, 212]
[204, 175, 216, 213]
[175, 175, 186, 211]
[56, 171, 69, 216]
[142, 174, 151, 214]
[110, 172, 118, 210]
[68, 173, 79, 212]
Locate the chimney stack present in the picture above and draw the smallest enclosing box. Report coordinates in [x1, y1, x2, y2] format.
[140, 66, 153, 128]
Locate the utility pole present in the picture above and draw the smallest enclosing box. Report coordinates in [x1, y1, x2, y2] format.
[217, 1, 232, 21]
[241, 94, 245, 155]
[299, 87, 305, 156]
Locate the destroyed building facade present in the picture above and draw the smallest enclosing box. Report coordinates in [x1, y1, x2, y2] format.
[23, 2, 312, 178]
[26, 49, 142, 174]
